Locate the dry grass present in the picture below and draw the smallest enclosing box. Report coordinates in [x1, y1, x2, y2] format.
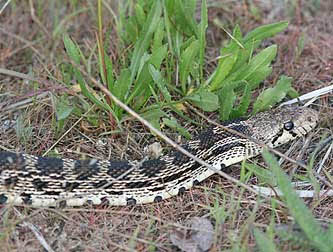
[1, 1, 333, 251]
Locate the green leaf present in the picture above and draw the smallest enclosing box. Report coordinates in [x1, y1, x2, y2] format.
[187, 89, 219, 112]
[166, 0, 197, 37]
[217, 80, 243, 120]
[218, 86, 236, 120]
[179, 39, 200, 93]
[149, 64, 172, 103]
[75, 69, 111, 112]
[209, 25, 242, 91]
[262, 150, 332, 252]
[230, 38, 261, 74]
[126, 54, 151, 104]
[141, 108, 166, 131]
[244, 163, 277, 186]
[152, 19, 165, 53]
[150, 44, 168, 68]
[198, 0, 208, 81]
[63, 34, 81, 65]
[55, 96, 74, 121]
[246, 65, 272, 90]
[252, 75, 292, 113]
[129, 0, 162, 84]
[253, 228, 277, 252]
[135, 3, 146, 27]
[162, 117, 191, 139]
[113, 68, 131, 102]
[244, 21, 289, 43]
[97, 45, 114, 90]
[229, 84, 251, 118]
[287, 87, 299, 98]
[235, 45, 277, 81]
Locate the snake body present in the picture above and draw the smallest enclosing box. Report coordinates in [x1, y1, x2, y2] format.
[0, 106, 318, 207]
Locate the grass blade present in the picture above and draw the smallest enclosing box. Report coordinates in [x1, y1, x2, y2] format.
[129, 0, 162, 84]
[262, 150, 331, 252]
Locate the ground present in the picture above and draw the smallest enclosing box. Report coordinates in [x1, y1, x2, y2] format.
[0, 1, 333, 251]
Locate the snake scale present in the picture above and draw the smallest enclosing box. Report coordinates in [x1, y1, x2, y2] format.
[0, 106, 318, 207]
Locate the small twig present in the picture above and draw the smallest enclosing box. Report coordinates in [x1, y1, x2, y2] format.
[252, 185, 333, 198]
[317, 140, 333, 174]
[13, 208, 55, 252]
[0, 0, 11, 15]
[280, 84, 333, 106]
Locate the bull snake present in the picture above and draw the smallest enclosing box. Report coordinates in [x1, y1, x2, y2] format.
[0, 106, 318, 207]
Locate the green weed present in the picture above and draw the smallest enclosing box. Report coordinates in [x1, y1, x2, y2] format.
[258, 150, 333, 251]
[62, 0, 294, 136]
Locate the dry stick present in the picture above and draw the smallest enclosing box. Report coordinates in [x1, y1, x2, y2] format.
[13, 208, 55, 252]
[84, 75, 281, 201]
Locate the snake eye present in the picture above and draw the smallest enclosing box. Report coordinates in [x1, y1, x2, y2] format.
[284, 121, 294, 131]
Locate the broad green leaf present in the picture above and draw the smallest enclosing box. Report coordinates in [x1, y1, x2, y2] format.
[152, 19, 165, 53]
[235, 45, 277, 81]
[54, 96, 73, 121]
[135, 3, 146, 27]
[230, 84, 251, 119]
[149, 64, 172, 103]
[126, 54, 151, 104]
[127, 66, 152, 105]
[247, 65, 272, 90]
[252, 75, 292, 113]
[63, 34, 81, 65]
[124, 17, 139, 43]
[162, 117, 191, 139]
[150, 44, 168, 68]
[129, 0, 162, 84]
[141, 108, 166, 131]
[113, 68, 131, 102]
[137, 52, 151, 82]
[219, 88, 236, 121]
[132, 85, 152, 111]
[113, 68, 131, 118]
[179, 39, 200, 93]
[187, 89, 219, 112]
[253, 228, 277, 252]
[287, 87, 299, 98]
[230, 39, 261, 74]
[263, 150, 331, 252]
[217, 80, 243, 120]
[209, 25, 242, 91]
[166, 0, 197, 37]
[244, 21, 288, 43]
[217, 40, 268, 89]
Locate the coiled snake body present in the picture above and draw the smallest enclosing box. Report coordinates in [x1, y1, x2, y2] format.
[0, 106, 318, 207]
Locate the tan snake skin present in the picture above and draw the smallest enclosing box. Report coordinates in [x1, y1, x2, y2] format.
[0, 106, 318, 207]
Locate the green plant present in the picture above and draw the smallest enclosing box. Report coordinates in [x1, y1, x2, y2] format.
[62, 0, 297, 136]
[256, 150, 333, 251]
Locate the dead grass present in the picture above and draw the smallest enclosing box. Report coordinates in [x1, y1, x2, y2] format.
[1, 1, 333, 251]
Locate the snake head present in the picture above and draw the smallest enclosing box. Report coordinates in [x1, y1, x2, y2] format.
[248, 106, 319, 147]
